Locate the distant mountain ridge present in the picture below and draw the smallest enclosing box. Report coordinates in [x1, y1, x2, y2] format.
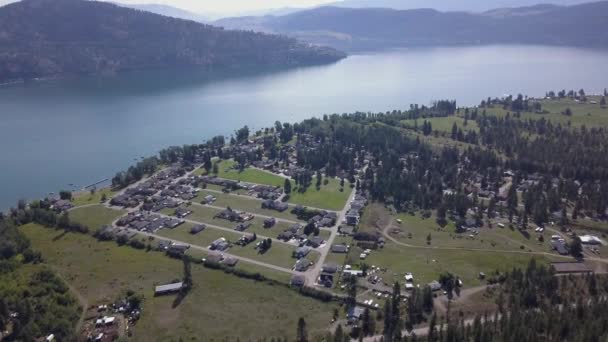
[119, 3, 208, 22]
[0, 0, 346, 82]
[327, 0, 590, 12]
[216, 1, 608, 52]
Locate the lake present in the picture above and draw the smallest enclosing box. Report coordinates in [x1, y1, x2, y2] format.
[1, 44, 608, 210]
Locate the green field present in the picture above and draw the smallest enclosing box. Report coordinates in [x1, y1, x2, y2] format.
[156, 223, 302, 270]
[216, 159, 285, 187]
[402, 116, 479, 133]
[359, 241, 555, 288]
[390, 211, 551, 253]
[482, 96, 608, 128]
[72, 188, 117, 206]
[195, 189, 303, 222]
[289, 178, 351, 211]
[21, 224, 337, 340]
[177, 204, 293, 238]
[68, 205, 125, 229]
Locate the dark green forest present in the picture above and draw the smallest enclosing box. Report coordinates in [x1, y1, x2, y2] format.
[0, 0, 345, 82]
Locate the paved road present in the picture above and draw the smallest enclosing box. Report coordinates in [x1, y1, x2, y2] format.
[192, 201, 307, 227]
[304, 182, 358, 285]
[156, 211, 298, 248]
[127, 227, 299, 276]
[203, 186, 340, 215]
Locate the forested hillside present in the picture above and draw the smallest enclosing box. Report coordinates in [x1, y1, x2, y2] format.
[0, 219, 81, 340]
[0, 0, 345, 82]
[216, 1, 608, 51]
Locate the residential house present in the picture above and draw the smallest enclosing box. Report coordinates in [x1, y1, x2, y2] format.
[175, 207, 192, 218]
[339, 226, 354, 236]
[261, 200, 289, 212]
[322, 263, 340, 274]
[203, 195, 216, 204]
[222, 257, 239, 267]
[428, 281, 442, 292]
[291, 275, 306, 287]
[346, 210, 360, 226]
[347, 306, 365, 324]
[294, 246, 311, 259]
[331, 244, 349, 253]
[210, 238, 230, 251]
[278, 231, 294, 241]
[307, 236, 325, 248]
[294, 258, 311, 272]
[52, 199, 73, 212]
[235, 222, 252, 232]
[551, 240, 569, 255]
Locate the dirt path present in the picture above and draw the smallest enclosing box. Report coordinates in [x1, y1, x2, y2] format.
[52, 267, 89, 334]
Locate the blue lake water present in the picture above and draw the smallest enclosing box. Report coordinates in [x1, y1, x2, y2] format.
[1, 44, 608, 209]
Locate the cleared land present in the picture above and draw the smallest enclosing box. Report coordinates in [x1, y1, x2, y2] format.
[289, 178, 351, 210]
[402, 116, 479, 133]
[68, 205, 125, 229]
[195, 189, 303, 222]
[167, 204, 295, 239]
[216, 160, 285, 187]
[355, 241, 555, 287]
[389, 211, 551, 253]
[482, 96, 608, 128]
[21, 224, 338, 340]
[72, 188, 117, 207]
[351, 204, 564, 287]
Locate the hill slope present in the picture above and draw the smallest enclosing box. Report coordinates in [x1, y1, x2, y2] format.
[216, 1, 608, 51]
[0, 0, 346, 82]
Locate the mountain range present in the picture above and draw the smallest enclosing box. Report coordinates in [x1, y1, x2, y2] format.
[216, 1, 608, 52]
[0, 0, 345, 83]
[327, 0, 591, 12]
[119, 3, 209, 22]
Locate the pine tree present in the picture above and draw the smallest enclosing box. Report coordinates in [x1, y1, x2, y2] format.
[296, 318, 308, 342]
[569, 236, 583, 258]
[284, 179, 292, 194]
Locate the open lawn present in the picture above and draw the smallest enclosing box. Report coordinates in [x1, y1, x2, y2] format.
[390, 211, 551, 253]
[360, 241, 557, 288]
[360, 204, 555, 254]
[72, 188, 117, 207]
[482, 96, 608, 128]
[216, 159, 285, 187]
[21, 224, 338, 340]
[68, 205, 125, 229]
[157, 222, 243, 248]
[195, 189, 304, 222]
[289, 178, 351, 211]
[182, 204, 301, 241]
